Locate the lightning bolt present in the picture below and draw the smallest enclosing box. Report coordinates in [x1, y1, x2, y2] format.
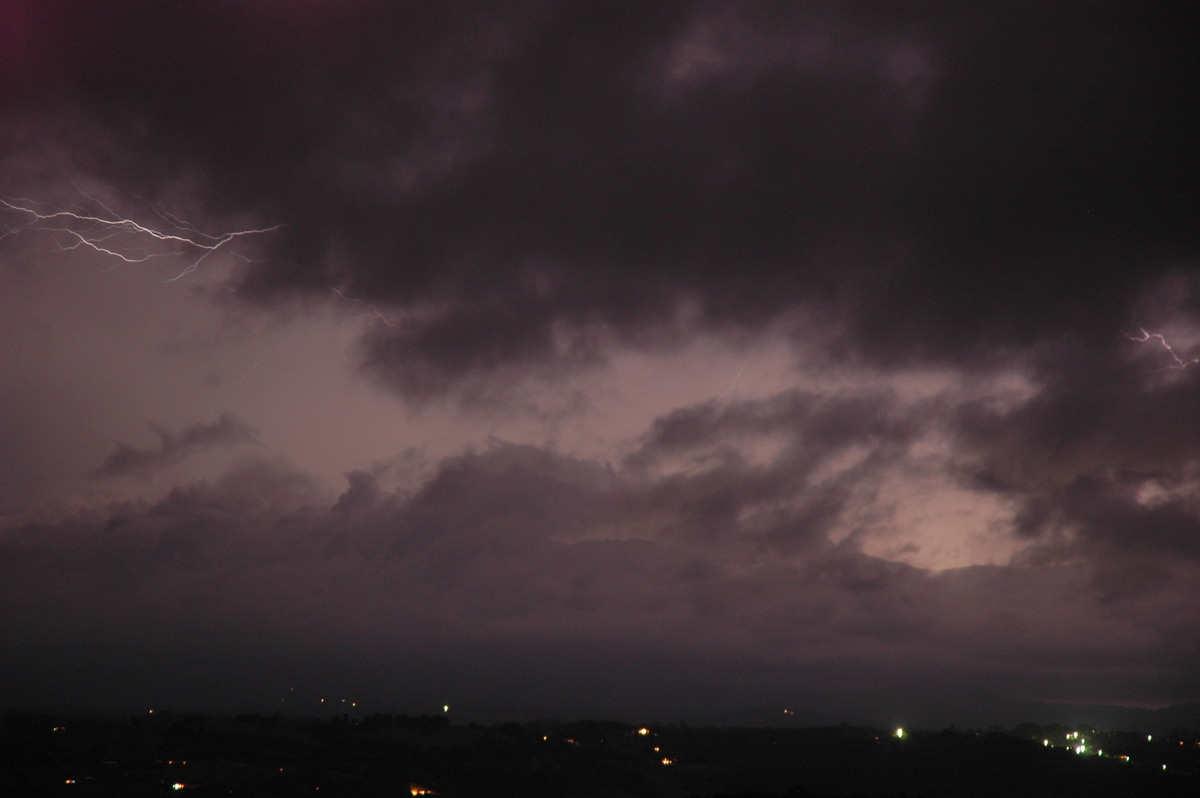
[0, 193, 282, 282]
[224, 352, 277, 397]
[327, 286, 398, 328]
[718, 360, 750, 402]
[326, 286, 400, 363]
[1129, 327, 1199, 370]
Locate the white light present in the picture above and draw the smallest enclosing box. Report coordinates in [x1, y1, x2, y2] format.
[895, 728, 905, 739]
[1043, 739, 1049, 747]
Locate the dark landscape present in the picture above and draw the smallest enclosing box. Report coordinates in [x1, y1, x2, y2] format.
[4, 707, 1199, 798]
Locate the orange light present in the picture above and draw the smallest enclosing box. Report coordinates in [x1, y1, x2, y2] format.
[661, 757, 673, 766]
[637, 727, 650, 736]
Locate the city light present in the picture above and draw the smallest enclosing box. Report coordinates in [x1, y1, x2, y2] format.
[637, 727, 650, 736]
[895, 728, 905, 739]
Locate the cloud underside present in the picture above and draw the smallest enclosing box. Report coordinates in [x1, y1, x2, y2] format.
[4, 3, 1197, 399]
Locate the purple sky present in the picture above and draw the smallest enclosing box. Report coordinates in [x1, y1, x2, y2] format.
[2, 1, 1199, 724]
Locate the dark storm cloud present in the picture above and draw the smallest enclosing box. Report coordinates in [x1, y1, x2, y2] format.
[946, 341, 1200, 596]
[6, 2, 1196, 396]
[5, 436, 1199, 715]
[629, 389, 915, 466]
[623, 389, 922, 551]
[5, 0, 1200, 720]
[91, 413, 257, 479]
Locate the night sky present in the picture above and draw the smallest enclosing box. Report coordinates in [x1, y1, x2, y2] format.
[2, 1, 1199, 725]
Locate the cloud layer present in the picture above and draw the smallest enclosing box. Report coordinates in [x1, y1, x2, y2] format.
[5, 3, 1197, 395]
[1, 1, 1198, 720]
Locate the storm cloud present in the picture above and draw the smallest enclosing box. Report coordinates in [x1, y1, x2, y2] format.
[1, 1, 1198, 722]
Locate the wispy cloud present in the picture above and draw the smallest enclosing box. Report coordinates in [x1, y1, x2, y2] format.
[91, 414, 258, 479]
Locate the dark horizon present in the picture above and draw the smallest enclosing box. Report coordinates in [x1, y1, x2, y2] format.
[3, 1, 1199, 726]
[8, 688, 1200, 740]
[6, 710, 1197, 797]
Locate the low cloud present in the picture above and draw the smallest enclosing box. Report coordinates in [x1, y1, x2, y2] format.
[6, 388, 1200, 712]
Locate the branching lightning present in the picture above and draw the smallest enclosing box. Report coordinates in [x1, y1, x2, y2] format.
[327, 286, 399, 363]
[0, 193, 282, 282]
[1129, 327, 1199, 370]
[718, 360, 750, 402]
[327, 286, 399, 328]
